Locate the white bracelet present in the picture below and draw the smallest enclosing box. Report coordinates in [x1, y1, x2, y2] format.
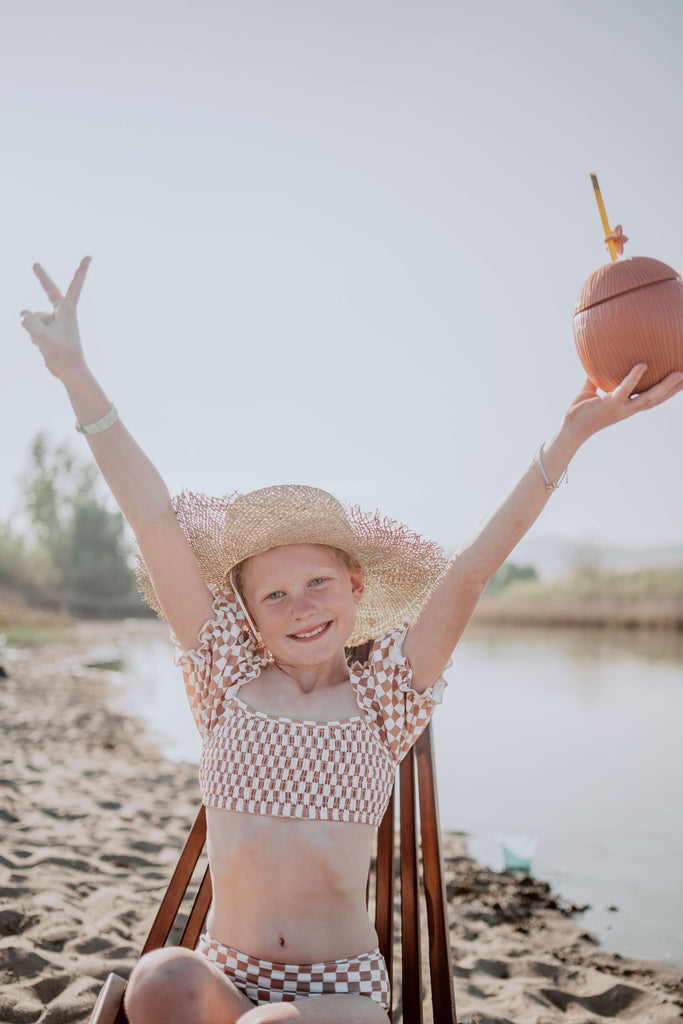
[535, 444, 568, 492]
[75, 404, 119, 435]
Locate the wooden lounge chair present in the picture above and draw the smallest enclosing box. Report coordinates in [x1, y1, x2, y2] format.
[89, 723, 458, 1023]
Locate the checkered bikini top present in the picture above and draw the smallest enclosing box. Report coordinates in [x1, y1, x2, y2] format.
[173, 593, 447, 827]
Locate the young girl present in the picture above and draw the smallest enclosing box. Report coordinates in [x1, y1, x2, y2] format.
[20, 257, 683, 1024]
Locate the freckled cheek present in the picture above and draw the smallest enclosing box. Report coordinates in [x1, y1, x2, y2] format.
[251, 610, 278, 638]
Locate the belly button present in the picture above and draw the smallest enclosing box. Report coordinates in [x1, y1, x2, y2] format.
[278, 935, 285, 947]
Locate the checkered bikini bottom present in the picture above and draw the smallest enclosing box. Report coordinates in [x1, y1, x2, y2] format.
[198, 932, 391, 1010]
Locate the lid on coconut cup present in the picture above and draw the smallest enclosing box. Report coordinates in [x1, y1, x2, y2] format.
[574, 256, 681, 315]
[573, 254, 683, 394]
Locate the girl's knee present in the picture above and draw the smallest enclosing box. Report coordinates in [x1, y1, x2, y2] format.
[125, 947, 210, 1024]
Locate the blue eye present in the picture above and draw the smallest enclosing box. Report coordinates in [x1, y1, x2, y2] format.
[265, 590, 285, 601]
[310, 577, 327, 586]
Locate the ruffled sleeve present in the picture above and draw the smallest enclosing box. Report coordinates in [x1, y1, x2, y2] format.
[351, 623, 448, 763]
[171, 591, 268, 739]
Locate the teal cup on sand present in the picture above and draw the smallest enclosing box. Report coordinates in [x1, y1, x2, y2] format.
[501, 835, 537, 873]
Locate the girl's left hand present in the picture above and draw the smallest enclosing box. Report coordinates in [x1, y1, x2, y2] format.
[564, 364, 683, 443]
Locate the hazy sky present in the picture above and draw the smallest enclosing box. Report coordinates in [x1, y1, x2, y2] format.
[4, 0, 683, 561]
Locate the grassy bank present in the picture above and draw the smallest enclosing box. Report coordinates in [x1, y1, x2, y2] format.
[0, 587, 76, 644]
[0, 584, 151, 644]
[475, 566, 683, 629]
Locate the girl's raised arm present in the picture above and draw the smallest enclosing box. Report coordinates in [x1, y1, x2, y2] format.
[20, 258, 215, 650]
[404, 365, 683, 692]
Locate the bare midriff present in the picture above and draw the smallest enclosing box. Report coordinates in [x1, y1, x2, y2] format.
[205, 807, 378, 963]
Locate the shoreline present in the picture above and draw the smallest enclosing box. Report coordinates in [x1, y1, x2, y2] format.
[2, 622, 682, 1024]
[473, 571, 683, 632]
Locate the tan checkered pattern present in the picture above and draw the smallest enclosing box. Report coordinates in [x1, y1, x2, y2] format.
[198, 933, 391, 1010]
[175, 593, 447, 826]
[351, 627, 447, 763]
[172, 596, 269, 737]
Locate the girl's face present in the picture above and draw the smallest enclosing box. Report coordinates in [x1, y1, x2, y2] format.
[240, 544, 364, 665]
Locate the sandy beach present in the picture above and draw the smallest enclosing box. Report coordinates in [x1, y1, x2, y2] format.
[1, 619, 682, 1024]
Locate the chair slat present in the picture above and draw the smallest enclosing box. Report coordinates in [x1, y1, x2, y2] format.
[375, 783, 395, 995]
[416, 726, 458, 1024]
[400, 748, 423, 1023]
[87, 972, 128, 1024]
[179, 866, 213, 949]
[140, 805, 207, 954]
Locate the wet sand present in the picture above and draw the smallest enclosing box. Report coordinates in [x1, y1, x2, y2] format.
[1, 621, 682, 1023]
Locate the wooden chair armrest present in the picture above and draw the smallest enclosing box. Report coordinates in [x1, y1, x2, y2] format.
[88, 972, 128, 1024]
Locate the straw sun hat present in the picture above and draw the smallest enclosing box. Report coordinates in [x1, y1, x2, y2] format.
[137, 484, 447, 646]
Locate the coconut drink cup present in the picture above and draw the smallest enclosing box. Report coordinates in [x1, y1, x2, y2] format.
[572, 175, 683, 393]
[573, 255, 683, 393]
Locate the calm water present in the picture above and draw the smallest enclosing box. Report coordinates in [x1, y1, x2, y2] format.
[110, 623, 683, 967]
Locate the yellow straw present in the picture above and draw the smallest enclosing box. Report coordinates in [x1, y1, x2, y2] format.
[590, 173, 618, 262]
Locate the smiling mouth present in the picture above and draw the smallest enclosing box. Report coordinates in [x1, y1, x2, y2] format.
[289, 622, 331, 641]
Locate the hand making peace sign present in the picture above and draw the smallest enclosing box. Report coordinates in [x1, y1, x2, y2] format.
[20, 257, 91, 380]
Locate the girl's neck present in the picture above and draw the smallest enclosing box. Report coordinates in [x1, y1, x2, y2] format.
[242, 652, 361, 722]
[272, 649, 350, 694]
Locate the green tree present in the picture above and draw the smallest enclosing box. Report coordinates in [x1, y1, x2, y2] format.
[0, 523, 34, 589]
[4, 432, 139, 612]
[485, 561, 539, 595]
[64, 475, 134, 599]
[23, 435, 74, 545]
[21, 434, 75, 585]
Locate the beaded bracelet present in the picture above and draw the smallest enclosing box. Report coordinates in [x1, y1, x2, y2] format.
[75, 404, 119, 435]
[535, 444, 568, 492]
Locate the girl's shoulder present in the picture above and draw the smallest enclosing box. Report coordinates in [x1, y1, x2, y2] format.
[173, 591, 269, 737]
[350, 623, 413, 690]
[350, 623, 448, 759]
[172, 590, 268, 678]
